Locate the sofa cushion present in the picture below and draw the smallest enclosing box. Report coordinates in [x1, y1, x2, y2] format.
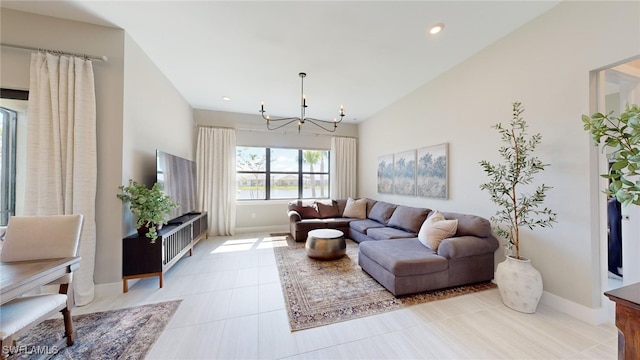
[387, 205, 430, 233]
[288, 202, 321, 219]
[343, 198, 367, 219]
[441, 212, 491, 238]
[350, 219, 385, 233]
[316, 201, 341, 218]
[367, 227, 415, 240]
[418, 211, 458, 250]
[368, 201, 397, 225]
[359, 239, 448, 276]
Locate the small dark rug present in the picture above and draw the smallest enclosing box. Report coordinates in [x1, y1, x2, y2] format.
[273, 235, 495, 331]
[9, 300, 181, 360]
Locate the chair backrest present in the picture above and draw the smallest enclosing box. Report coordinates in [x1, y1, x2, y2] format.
[0, 214, 83, 262]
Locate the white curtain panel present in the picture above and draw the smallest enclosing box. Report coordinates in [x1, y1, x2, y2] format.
[330, 136, 357, 199]
[196, 127, 237, 236]
[24, 53, 97, 306]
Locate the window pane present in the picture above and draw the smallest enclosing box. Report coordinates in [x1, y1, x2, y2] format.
[236, 147, 266, 172]
[302, 150, 328, 173]
[270, 173, 298, 199]
[237, 173, 266, 200]
[270, 148, 298, 172]
[302, 174, 329, 198]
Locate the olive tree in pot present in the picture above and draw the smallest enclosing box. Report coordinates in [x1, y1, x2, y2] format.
[479, 102, 557, 313]
[117, 179, 179, 243]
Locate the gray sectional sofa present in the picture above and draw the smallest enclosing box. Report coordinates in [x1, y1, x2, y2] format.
[287, 198, 499, 296]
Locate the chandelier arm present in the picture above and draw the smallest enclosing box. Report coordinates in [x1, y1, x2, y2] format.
[304, 117, 344, 124]
[306, 119, 338, 132]
[266, 118, 301, 130]
[261, 113, 300, 122]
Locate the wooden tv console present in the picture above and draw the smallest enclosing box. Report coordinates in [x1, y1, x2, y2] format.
[122, 212, 208, 293]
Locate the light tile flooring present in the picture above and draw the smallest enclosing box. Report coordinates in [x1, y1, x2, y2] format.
[75, 233, 618, 359]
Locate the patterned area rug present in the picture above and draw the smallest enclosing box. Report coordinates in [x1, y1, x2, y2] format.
[274, 236, 495, 331]
[9, 300, 181, 359]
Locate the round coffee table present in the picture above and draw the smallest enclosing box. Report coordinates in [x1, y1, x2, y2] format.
[305, 229, 346, 260]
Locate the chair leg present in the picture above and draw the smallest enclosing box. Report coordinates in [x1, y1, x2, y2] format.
[1, 338, 16, 360]
[61, 307, 75, 346]
[59, 284, 76, 346]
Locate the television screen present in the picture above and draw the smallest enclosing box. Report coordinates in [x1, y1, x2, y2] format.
[156, 150, 198, 220]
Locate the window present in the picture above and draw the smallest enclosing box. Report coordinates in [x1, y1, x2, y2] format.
[236, 147, 329, 200]
[0, 107, 17, 225]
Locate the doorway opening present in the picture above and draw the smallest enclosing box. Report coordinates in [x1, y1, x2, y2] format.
[593, 57, 640, 295]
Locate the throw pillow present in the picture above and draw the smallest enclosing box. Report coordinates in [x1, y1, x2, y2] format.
[418, 210, 458, 250]
[342, 197, 367, 219]
[316, 201, 341, 218]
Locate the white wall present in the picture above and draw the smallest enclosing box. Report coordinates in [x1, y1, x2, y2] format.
[358, 1, 640, 309]
[194, 109, 358, 232]
[1, 9, 126, 285]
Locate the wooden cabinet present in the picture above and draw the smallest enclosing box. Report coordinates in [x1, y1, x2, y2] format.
[605, 283, 640, 360]
[122, 212, 208, 292]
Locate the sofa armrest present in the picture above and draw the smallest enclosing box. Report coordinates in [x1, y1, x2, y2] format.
[288, 210, 302, 222]
[437, 235, 499, 259]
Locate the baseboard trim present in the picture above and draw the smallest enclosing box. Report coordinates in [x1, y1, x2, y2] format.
[540, 290, 613, 325]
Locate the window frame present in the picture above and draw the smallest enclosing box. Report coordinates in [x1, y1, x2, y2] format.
[236, 146, 330, 201]
[0, 107, 18, 225]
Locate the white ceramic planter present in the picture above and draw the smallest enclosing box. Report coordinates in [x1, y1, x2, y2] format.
[495, 256, 543, 313]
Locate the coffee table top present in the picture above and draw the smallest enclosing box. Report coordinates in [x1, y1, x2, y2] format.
[308, 229, 344, 239]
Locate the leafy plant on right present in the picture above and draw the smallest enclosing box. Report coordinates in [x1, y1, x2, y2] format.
[479, 102, 557, 259]
[582, 104, 640, 207]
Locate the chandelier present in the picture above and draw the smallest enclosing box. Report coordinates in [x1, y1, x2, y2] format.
[260, 72, 345, 133]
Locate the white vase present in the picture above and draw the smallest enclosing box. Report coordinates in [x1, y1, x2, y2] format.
[495, 256, 543, 313]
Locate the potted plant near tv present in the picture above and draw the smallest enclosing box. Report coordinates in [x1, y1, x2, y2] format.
[117, 179, 179, 243]
[479, 102, 557, 313]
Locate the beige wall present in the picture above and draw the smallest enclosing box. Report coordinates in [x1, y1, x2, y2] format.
[194, 109, 358, 232]
[358, 1, 640, 309]
[1, 9, 126, 285]
[1, 9, 194, 285]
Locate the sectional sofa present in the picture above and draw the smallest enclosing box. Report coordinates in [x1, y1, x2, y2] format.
[287, 198, 500, 296]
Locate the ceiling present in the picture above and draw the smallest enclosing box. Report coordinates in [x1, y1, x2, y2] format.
[1, 1, 561, 123]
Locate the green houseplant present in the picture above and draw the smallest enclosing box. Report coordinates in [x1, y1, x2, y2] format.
[479, 102, 557, 313]
[117, 179, 179, 243]
[582, 104, 640, 207]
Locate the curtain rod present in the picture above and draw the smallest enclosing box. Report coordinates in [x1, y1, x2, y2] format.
[195, 124, 357, 138]
[1, 43, 108, 62]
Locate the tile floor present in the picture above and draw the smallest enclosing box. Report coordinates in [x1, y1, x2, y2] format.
[75, 233, 618, 359]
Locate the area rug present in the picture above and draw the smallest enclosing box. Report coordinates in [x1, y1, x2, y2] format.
[9, 300, 181, 360]
[273, 235, 495, 331]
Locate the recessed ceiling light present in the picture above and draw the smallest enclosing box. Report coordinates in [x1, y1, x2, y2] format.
[222, 96, 231, 101]
[428, 23, 445, 35]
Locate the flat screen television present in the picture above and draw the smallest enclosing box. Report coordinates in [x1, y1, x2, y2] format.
[156, 150, 198, 220]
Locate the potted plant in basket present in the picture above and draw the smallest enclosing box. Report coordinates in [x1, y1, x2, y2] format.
[479, 101, 557, 313]
[117, 179, 179, 243]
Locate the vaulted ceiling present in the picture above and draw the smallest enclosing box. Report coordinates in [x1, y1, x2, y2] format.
[1, 1, 560, 122]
